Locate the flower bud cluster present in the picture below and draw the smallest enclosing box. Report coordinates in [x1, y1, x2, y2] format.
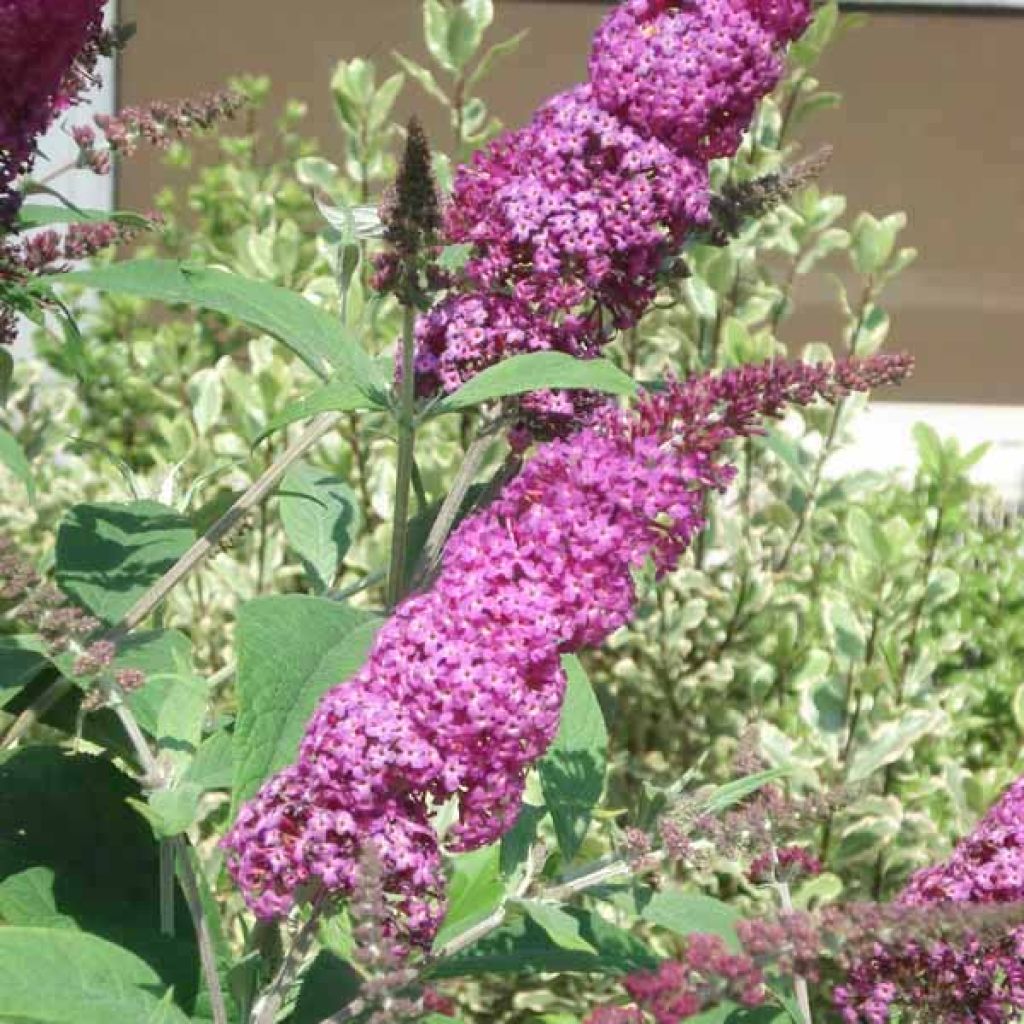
[0, 533, 146, 705]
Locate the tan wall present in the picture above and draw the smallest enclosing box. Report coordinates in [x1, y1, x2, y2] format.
[118, 1, 1024, 403]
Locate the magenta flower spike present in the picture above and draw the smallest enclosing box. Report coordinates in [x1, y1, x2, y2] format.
[224, 355, 911, 945]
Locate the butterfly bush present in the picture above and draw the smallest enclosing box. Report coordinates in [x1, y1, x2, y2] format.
[224, 354, 910, 945]
[0, 0, 105, 226]
[835, 775, 1024, 1023]
[414, 0, 811, 424]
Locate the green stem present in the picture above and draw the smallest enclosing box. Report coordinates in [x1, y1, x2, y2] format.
[386, 306, 418, 609]
[775, 281, 875, 572]
[871, 505, 946, 897]
[771, 845, 814, 1024]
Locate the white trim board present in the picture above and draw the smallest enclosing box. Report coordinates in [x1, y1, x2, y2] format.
[828, 402, 1024, 504]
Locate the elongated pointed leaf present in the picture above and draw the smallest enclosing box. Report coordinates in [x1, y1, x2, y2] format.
[516, 900, 597, 953]
[61, 259, 381, 388]
[17, 204, 152, 228]
[431, 907, 655, 978]
[231, 596, 380, 813]
[0, 636, 49, 709]
[539, 656, 608, 860]
[436, 352, 637, 413]
[255, 377, 382, 445]
[0, 424, 35, 501]
[641, 890, 742, 950]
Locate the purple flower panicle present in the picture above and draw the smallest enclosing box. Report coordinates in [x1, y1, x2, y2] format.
[589, 0, 785, 161]
[835, 775, 1024, 1023]
[412, 0, 811, 431]
[223, 355, 910, 946]
[0, 0, 105, 225]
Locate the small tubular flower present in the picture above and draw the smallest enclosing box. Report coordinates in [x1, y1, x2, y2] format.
[224, 354, 911, 946]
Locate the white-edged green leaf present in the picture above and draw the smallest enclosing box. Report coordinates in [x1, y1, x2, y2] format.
[847, 709, 944, 783]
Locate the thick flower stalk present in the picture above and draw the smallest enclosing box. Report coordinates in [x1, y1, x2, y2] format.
[224, 354, 910, 945]
[0, 0, 105, 226]
[413, 0, 811, 428]
[834, 775, 1024, 1023]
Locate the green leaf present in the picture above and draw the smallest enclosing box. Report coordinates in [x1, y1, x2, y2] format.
[424, 0, 455, 71]
[0, 748, 200, 1008]
[447, 0, 492, 70]
[280, 462, 361, 593]
[17, 204, 152, 228]
[823, 599, 866, 663]
[538, 656, 608, 860]
[467, 30, 528, 91]
[132, 783, 203, 839]
[641, 890, 741, 951]
[0, 866, 75, 927]
[850, 213, 906, 276]
[61, 259, 380, 388]
[925, 567, 960, 607]
[431, 907, 656, 978]
[290, 951, 363, 1024]
[255, 376, 381, 446]
[113, 629, 196, 734]
[436, 352, 637, 414]
[0, 346, 13, 404]
[187, 366, 224, 437]
[0, 926, 191, 1024]
[911, 422, 944, 475]
[231, 596, 380, 814]
[847, 709, 945, 783]
[184, 730, 235, 791]
[692, 1005, 790, 1024]
[516, 901, 597, 953]
[0, 636, 50, 709]
[391, 52, 450, 106]
[700, 767, 790, 816]
[434, 845, 505, 950]
[55, 501, 195, 626]
[500, 803, 546, 878]
[0, 423, 35, 501]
